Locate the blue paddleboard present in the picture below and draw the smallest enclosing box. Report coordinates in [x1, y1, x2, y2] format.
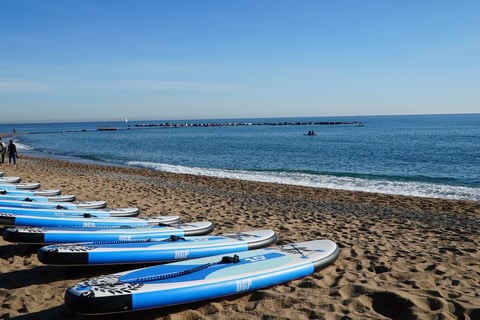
[0, 181, 40, 189]
[3, 221, 214, 244]
[0, 188, 62, 196]
[0, 177, 22, 184]
[0, 206, 139, 218]
[38, 230, 276, 265]
[0, 213, 180, 229]
[0, 194, 77, 202]
[65, 239, 340, 314]
[0, 199, 106, 209]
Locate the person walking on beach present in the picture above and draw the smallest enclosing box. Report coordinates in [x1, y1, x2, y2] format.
[0, 138, 5, 164]
[7, 140, 17, 168]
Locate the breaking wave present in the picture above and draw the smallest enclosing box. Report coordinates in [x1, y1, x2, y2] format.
[128, 161, 480, 201]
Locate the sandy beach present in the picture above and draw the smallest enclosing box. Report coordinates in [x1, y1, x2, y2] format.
[0, 156, 479, 320]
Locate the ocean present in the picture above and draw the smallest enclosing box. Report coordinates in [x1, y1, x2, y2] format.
[2, 114, 479, 201]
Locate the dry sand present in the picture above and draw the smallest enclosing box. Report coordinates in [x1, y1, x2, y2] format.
[0, 156, 479, 320]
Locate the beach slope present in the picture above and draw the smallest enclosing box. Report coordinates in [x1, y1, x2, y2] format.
[1, 156, 479, 319]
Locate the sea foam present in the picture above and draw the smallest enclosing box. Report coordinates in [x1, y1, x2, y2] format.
[128, 161, 480, 201]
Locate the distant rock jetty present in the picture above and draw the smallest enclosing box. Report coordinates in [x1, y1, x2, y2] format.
[8, 120, 364, 137]
[97, 127, 118, 131]
[134, 121, 364, 128]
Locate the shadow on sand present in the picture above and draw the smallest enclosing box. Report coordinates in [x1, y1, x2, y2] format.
[5, 293, 253, 320]
[0, 263, 148, 290]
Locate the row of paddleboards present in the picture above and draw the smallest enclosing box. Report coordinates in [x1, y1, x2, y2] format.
[1, 178, 75, 203]
[4, 225, 339, 315]
[1, 175, 340, 315]
[1, 176, 74, 199]
[0, 196, 188, 231]
[2, 178, 142, 216]
[1, 179, 157, 230]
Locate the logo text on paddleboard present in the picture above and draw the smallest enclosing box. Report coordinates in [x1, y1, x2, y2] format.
[236, 279, 252, 292]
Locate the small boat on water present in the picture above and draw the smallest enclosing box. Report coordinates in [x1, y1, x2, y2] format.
[304, 130, 317, 136]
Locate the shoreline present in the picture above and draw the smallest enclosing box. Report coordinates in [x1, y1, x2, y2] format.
[12, 145, 480, 202]
[3, 129, 480, 202]
[0, 156, 479, 319]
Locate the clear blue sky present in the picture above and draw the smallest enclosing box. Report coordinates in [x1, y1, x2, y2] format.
[1, 0, 479, 122]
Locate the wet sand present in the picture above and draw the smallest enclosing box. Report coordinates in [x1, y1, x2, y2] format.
[1, 156, 479, 319]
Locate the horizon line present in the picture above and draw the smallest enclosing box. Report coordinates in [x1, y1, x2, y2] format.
[0, 112, 479, 125]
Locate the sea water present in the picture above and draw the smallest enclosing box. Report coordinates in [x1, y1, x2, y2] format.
[2, 114, 479, 201]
